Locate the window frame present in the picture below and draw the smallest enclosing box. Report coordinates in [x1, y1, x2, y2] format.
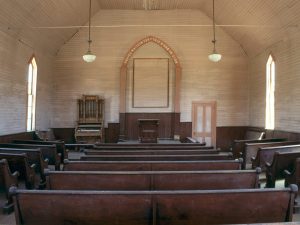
[26, 56, 37, 132]
[265, 54, 275, 130]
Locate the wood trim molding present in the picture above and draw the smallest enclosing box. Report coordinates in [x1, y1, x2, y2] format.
[119, 36, 182, 139]
[122, 36, 181, 67]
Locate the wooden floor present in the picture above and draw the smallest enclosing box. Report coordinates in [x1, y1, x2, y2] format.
[1, 150, 300, 225]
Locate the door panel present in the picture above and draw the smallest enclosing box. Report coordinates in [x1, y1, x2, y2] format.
[192, 101, 216, 147]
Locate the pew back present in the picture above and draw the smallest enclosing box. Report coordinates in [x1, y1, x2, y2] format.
[0, 159, 18, 213]
[284, 158, 300, 189]
[63, 159, 242, 171]
[84, 149, 220, 155]
[0, 143, 60, 170]
[80, 153, 232, 161]
[11, 187, 297, 225]
[266, 147, 300, 188]
[12, 140, 67, 163]
[0, 153, 35, 189]
[257, 145, 300, 171]
[0, 148, 47, 187]
[243, 141, 300, 169]
[231, 138, 287, 159]
[92, 145, 213, 150]
[46, 169, 260, 191]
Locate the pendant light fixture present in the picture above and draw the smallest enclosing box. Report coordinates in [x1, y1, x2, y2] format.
[208, 0, 222, 62]
[83, 0, 96, 63]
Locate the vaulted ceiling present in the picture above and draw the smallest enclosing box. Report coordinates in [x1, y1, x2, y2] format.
[1, 0, 300, 57]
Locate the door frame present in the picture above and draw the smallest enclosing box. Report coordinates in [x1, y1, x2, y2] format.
[192, 101, 217, 147]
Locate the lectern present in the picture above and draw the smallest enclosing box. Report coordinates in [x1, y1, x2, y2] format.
[138, 119, 159, 143]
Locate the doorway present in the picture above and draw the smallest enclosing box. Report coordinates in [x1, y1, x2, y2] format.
[192, 101, 216, 147]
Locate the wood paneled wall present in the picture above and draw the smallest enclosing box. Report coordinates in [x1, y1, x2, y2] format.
[52, 9, 249, 128]
[249, 35, 300, 133]
[125, 113, 175, 139]
[0, 30, 53, 135]
[0, 131, 35, 143]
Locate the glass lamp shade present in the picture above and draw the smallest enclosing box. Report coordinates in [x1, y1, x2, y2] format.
[208, 53, 222, 62]
[83, 50, 96, 63]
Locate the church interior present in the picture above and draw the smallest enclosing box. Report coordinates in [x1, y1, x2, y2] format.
[1, 0, 300, 224]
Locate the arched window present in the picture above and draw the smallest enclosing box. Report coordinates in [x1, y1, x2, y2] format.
[27, 57, 37, 131]
[265, 54, 275, 130]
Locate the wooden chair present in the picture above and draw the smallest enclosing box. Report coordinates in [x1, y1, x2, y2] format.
[0, 159, 18, 213]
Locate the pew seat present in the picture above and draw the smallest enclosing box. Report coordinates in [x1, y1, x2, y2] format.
[0, 159, 18, 213]
[10, 186, 297, 225]
[63, 159, 242, 171]
[46, 169, 260, 190]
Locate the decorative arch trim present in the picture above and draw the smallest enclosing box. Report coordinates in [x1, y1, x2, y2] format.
[119, 36, 182, 141]
[122, 36, 181, 67]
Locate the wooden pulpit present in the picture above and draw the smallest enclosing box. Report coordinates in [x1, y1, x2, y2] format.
[138, 119, 159, 143]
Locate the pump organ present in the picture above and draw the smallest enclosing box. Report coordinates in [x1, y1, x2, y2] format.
[75, 95, 104, 143]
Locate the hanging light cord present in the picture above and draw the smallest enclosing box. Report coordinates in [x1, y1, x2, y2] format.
[88, 0, 92, 50]
[212, 0, 216, 52]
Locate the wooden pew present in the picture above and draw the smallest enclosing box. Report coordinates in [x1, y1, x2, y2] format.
[284, 158, 300, 189]
[231, 138, 287, 159]
[63, 159, 242, 171]
[0, 153, 36, 189]
[12, 140, 68, 163]
[46, 169, 260, 190]
[80, 153, 233, 161]
[0, 143, 61, 170]
[0, 159, 18, 213]
[92, 145, 213, 150]
[10, 186, 297, 225]
[242, 141, 300, 169]
[0, 148, 48, 188]
[265, 147, 300, 188]
[252, 145, 300, 171]
[95, 142, 206, 147]
[84, 149, 220, 155]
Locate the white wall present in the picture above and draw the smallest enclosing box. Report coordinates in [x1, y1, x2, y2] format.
[0, 30, 53, 135]
[249, 33, 300, 132]
[52, 9, 249, 128]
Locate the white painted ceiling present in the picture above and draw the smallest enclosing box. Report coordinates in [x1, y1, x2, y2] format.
[1, 0, 300, 57]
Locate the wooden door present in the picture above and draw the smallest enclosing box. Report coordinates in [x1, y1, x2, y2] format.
[192, 101, 216, 147]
